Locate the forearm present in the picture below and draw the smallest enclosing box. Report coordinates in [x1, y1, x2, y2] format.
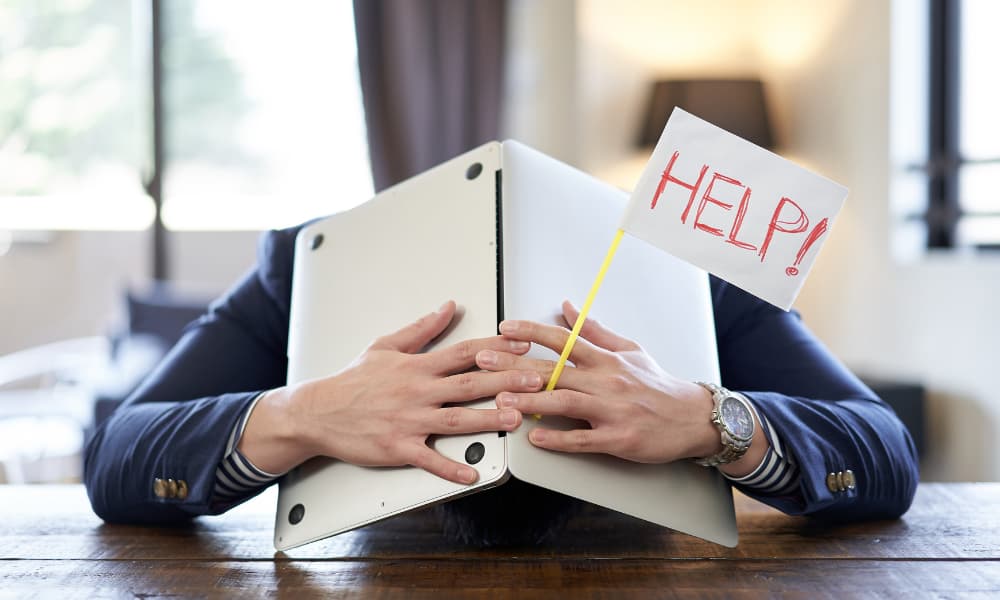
[710, 278, 918, 521]
[739, 392, 919, 521]
[84, 392, 260, 524]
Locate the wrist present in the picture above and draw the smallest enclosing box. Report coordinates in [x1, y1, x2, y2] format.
[716, 395, 768, 478]
[691, 383, 757, 468]
[716, 418, 766, 477]
[686, 381, 725, 459]
[237, 386, 312, 474]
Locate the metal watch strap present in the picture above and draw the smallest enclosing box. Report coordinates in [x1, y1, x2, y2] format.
[693, 382, 754, 468]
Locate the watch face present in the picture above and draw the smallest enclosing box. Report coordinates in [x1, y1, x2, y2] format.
[720, 396, 754, 439]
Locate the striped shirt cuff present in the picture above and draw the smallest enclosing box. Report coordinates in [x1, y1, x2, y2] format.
[721, 397, 800, 496]
[213, 392, 283, 501]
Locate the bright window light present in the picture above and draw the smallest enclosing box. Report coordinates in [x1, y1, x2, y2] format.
[0, 0, 373, 233]
[161, 1, 374, 231]
[0, 1, 151, 231]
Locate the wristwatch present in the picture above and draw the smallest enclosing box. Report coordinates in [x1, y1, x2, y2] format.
[693, 382, 755, 467]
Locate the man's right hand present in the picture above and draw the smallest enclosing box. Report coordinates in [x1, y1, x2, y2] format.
[237, 301, 541, 484]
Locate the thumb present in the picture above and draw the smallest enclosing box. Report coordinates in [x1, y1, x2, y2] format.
[372, 301, 456, 353]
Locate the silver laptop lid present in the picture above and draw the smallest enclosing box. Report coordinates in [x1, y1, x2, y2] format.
[500, 140, 736, 547]
[276, 143, 508, 551]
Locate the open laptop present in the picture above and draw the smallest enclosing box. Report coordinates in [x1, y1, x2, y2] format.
[274, 141, 737, 550]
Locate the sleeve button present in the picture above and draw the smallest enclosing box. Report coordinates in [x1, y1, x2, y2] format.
[843, 469, 856, 490]
[153, 478, 167, 498]
[166, 479, 178, 499]
[176, 479, 189, 500]
[826, 472, 839, 492]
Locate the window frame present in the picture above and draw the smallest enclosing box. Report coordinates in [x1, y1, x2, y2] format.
[150, 0, 167, 279]
[924, 0, 1000, 250]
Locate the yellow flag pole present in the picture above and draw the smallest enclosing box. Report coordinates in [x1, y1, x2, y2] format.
[540, 228, 626, 408]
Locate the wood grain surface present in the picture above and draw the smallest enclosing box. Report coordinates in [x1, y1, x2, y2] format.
[1, 483, 997, 598]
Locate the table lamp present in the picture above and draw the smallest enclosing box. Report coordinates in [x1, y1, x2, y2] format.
[637, 78, 775, 150]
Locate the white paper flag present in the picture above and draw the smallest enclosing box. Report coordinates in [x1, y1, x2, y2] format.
[620, 108, 849, 310]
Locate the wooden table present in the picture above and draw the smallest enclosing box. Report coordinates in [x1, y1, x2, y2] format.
[1, 484, 998, 598]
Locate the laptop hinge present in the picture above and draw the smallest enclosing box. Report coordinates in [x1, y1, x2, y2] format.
[494, 168, 504, 326]
[495, 167, 506, 438]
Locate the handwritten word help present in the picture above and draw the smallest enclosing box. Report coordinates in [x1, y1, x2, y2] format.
[620, 109, 847, 310]
[649, 150, 830, 277]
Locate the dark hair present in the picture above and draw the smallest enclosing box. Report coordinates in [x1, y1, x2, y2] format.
[433, 477, 586, 547]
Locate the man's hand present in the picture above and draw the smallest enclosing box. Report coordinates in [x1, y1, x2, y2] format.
[238, 301, 542, 484]
[476, 301, 724, 464]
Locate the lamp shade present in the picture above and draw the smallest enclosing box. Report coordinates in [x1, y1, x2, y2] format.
[637, 79, 774, 149]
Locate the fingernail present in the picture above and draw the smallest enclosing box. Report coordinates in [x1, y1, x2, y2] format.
[478, 349, 497, 366]
[523, 373, 542, 387]
[437, 301, 451, 314]
[499, 321, 519, 334]
[530, 429, 547, 443]
[500, 409, 518, 426]
[497, 393, 516, 408]
[460, 467, 478, 484]
[509, 340, 530, 351]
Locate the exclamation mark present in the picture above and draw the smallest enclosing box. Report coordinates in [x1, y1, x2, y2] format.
[786, 218, 829, 276]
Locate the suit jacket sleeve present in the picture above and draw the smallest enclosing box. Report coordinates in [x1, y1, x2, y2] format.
[711, 277, 919, 521]
[84, 227, 299, 524]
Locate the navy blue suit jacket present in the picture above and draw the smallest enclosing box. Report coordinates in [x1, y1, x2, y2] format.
[84, 225, 919, 524]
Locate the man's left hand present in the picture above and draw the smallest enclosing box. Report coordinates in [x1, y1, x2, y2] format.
[475, 301, 722, 464]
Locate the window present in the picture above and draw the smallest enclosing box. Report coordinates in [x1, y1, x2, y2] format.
[894, 0, 1000, 252]
[953, 0, 1000, 247]
[0, 1, 372, 233]
[160, 1, 373, 230]
[0, 1, 151, 230]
